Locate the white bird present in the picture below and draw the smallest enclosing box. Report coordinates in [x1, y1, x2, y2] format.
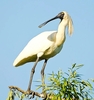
[13, 11, 73, 92]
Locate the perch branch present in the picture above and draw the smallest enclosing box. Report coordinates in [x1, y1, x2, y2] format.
[9, 86, 47, 99]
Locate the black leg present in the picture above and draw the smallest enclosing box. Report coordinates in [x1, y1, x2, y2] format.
[41, 59, 48, 92]
[27, 57, 39, 91]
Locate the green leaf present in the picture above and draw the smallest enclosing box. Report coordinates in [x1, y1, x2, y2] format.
[6, 90, 14, 100]
[72, 63, 76, 69]
[20, 94, 25, 100]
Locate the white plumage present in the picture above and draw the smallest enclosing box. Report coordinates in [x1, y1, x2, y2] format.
[13, 11, 73, 91]
[13, 12, 73, 67]
[13, 31, 57, 66]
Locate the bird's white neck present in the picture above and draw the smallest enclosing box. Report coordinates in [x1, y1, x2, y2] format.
[56, 21, 66, 46]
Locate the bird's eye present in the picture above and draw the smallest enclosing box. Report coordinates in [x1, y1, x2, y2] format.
[58, 12, 64, 20]
[61, 12, 64, 18]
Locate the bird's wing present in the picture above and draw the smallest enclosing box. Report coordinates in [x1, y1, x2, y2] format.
[13, 31, 57, 66]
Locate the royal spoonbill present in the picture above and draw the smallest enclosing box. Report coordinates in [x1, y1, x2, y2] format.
[13, 11, 73, 92]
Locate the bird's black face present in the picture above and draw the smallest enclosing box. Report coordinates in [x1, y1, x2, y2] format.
[56, 12, 64, 20]
[38, 12, 65, 28]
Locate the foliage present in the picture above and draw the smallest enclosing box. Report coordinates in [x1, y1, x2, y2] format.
[6, 89, 26, 100]
[6, 64, 94, 100]
[38, 63, 94, 100]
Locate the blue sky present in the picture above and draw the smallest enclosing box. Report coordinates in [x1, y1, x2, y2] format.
[0, 0, 94, 99]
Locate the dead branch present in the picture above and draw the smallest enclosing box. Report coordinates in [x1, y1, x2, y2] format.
[9, 86, 47, 99]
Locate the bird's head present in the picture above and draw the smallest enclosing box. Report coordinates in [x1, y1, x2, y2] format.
[39, 11, 73, 35]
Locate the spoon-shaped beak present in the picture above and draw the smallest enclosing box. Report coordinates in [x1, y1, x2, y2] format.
[38, 16, 59, 28]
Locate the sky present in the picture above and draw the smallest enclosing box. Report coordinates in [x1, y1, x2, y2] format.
[0, 0, 94, 99]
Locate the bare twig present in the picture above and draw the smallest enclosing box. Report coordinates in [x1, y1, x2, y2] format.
[9, 86, 47, 99]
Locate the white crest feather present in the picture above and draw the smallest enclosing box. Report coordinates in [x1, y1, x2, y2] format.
[68, 14, 73, 35]
[63, 11, 73, 35]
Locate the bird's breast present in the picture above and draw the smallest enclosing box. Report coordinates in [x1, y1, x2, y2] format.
[42, 44, 63, 59]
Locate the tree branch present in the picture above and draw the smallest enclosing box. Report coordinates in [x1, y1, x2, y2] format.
[9, 86, 47, 99]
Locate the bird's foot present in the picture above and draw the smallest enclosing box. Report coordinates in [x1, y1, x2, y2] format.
[40, 92, 47, 100]
[29, 91, 35, 99]
[26, 89, 35, 99]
